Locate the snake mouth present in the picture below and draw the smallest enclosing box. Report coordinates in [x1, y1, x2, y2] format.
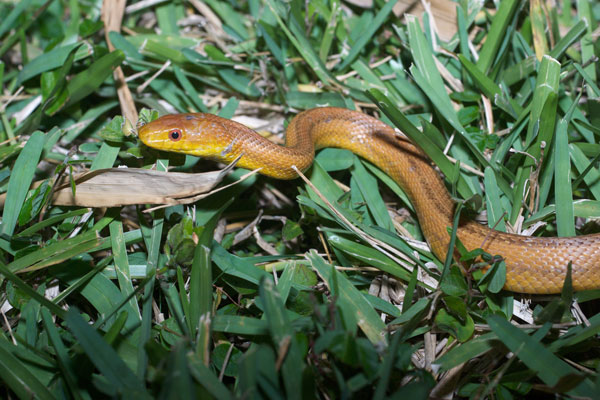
[137, 126, 164, 148]
[137, 125, 150, 141]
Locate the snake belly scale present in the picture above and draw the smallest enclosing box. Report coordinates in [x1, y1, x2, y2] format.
[138, 107, 600, 294]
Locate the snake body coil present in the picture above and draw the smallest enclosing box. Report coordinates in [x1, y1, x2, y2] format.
[138, 107, 600, 294]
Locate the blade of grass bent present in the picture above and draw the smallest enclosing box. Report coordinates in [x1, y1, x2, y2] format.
[319, 0, 339, 63]
[351, 158, 395, 231]
[0, 261, 66, 318]
[7, 230, 100, 273]
[459, 55, 522, 117]
[0, 0, 34, 37]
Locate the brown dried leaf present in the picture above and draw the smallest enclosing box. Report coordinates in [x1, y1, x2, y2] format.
[49, 161, 241, 208]
[344, 0, 374, 8]
[395, 0, 457, 42]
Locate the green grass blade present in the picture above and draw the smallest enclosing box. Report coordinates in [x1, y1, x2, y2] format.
[65, 308, 150, 398]
[0, 267, 66, 318]
[573, 63, 600, 97]
[337, 0, 398, 70]
[187, 354, 235, 400]
[212, 315, 268, 336]
[275, 262, 296, 303]
[308, 250, 387, 346]
[0, 0, 34, 37]
[319, 0, 339, 62]
[511, 55, 560, 222]
[190, 245, 212, 360]
[40, 308, 85, 400]
[173, 65, 208, 113]
[327, 234, 411, 282]
[109, 221, 142, 331]
[2, 131, 44, 236]
[434, 332, 497, 371]
[487, 315, 595, 397]
[15, 208, 90, 237]
[483, 167, 506, 232]
[459, 54, 522, 117]
[577, 0, 596, 90]
[159, 343, 196, 399]
[476, 0, 520, 74]
[350, 158, 394, 231]
[570, 144, 600, 200]
[264, 0, 333, 85]
[7, 230, 100, 273]
[407, 17, 490, 169]
[54, 50, 125, 114]
[16, 42, 91, 85]
[549, 19, 587, 60]
[366, 88, 473, 199]
[259, 277, 304, 400]
[554, 116, 575, 236]
[0, 336, 55, 400]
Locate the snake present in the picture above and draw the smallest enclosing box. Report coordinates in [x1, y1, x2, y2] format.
[137, 107, 600, 294]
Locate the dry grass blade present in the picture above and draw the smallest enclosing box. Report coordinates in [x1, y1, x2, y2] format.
[50, 163, 239, 207]
[0, 159, 245, 209]
[101, 0, 137, 122]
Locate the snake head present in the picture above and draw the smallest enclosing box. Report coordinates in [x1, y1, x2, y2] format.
[138, 113, 238, 161]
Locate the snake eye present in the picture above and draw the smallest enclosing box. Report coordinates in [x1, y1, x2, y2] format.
[168, 129, 182, 141]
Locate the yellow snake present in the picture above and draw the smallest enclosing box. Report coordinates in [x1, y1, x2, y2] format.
[138, 107, 600, 294]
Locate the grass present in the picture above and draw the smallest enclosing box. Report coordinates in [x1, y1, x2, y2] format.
[1, 0, 600, 398]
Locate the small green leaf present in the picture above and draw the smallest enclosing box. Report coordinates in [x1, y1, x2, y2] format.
[17, 179, 52, 226]
[164, 216, 200, 267]
[440, 265, 468, 296]
[435, 308, 474, 342]
[79, 19, 104, 37]
[282, 219, 303, 240]
[138, 108, 160, 126]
